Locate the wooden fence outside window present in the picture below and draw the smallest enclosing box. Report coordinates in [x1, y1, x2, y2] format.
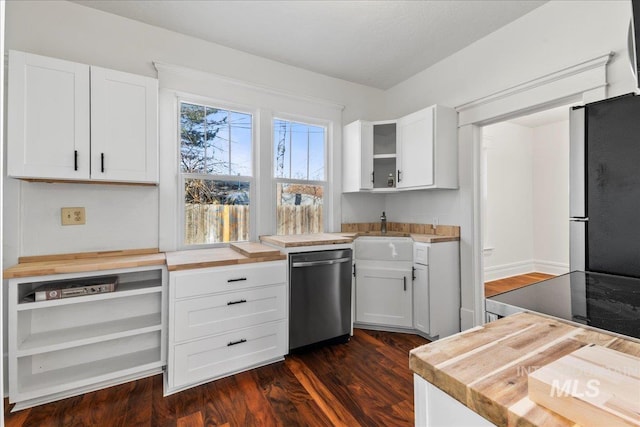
[185, 204, 322, 244]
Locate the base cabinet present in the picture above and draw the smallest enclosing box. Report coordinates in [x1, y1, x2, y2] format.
[414, 374, 496, 426]
[413, 241, 460, 339]
[355, 262, 413, 328]
[8, 266, 167, 411]
[165, 261, 287, 395]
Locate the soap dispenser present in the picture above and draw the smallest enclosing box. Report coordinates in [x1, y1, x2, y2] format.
[381, 211, 387, 234]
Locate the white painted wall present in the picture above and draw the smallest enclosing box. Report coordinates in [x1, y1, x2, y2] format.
[532, 120, 570, 274]
[481, 118, 570, 282]
[482, 122, 535, 281]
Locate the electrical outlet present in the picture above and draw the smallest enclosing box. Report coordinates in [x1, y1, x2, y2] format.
[61, 207, 86, 225]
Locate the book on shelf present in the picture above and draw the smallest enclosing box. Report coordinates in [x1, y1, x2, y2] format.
[22, 275, 119, 302]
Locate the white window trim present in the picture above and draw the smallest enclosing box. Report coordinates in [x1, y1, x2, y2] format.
[177, 96, 258, 249]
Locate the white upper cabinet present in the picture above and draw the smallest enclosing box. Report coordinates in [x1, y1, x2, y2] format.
[8, 51, 158, 184]
[8, 51, 90, 180]
[397, 105, 457, 190]
[342, 104, 458, 192]
[90, 67, 158, 183]
[342, 120, 374, 192]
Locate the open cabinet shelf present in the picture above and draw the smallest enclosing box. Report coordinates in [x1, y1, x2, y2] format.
[8, 265, 167, 410]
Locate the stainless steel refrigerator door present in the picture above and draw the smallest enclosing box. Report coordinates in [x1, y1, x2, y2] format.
[569, 220, 586, 271]
[569, 107, 586, 218]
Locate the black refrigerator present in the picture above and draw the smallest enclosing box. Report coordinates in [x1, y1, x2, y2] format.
[570, 94, 640, 277]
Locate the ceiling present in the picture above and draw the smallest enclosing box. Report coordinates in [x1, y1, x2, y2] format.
[72, 0, 547, 90]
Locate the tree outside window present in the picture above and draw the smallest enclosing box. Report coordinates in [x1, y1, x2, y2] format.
[180, 102, 252, 245]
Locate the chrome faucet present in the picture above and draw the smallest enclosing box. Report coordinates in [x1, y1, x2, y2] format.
[381, 211, 387, 234]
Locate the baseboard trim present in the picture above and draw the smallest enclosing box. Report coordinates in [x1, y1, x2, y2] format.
[484, 260, 535, 282]
[533, 259, 570, 276]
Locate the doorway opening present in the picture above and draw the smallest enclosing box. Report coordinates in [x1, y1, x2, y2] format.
[480, 104, 578, 297]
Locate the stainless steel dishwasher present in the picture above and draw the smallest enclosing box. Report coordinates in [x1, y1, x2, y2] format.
[289, 248, 352, 351]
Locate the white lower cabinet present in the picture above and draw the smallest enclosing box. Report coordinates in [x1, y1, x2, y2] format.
[413, 241, 461, 339]
[355, 262, 413, 328]
[165, 261, 287, 395]
[414, 374, 496, 426]
[8, 266, 167, 411]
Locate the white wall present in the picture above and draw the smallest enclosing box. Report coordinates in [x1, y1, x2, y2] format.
[532, 120, 570, 274]
[481, 118, 570, 282]
[482, 122, 535, 281]
[2, 0, 385, 266]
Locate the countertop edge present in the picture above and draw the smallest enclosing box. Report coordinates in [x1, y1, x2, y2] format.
[409, 312, 640, 427]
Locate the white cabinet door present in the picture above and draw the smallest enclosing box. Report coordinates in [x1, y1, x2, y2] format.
[343, 120, 373, 192]
[397, 106, 434, 189]
[90, 67, 158, 183]
[8, 50, 90, 180]
[356, 265, 412, 327]
[413, 263, 430, 335]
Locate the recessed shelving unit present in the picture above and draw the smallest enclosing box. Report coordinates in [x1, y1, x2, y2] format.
[8, 265, 167, 411]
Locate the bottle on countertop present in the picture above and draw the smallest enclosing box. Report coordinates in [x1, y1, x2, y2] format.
[381, 211, 387, 234]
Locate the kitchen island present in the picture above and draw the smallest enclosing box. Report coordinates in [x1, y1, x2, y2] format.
[410, 312, 640, 426]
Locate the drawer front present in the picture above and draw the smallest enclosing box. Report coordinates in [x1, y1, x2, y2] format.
[171, 321, 287, 389]
[173, 284, 286, 342]
[173, 261, 286, 299]
[413, 243, 429, 265]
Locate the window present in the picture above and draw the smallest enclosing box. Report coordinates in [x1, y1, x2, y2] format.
[273, 118, 326, 235]
[180, 101, 253, 245]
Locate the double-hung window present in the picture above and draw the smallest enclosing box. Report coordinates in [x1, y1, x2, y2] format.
[273, 118, 326, 235]
[179, 101, 253, 246]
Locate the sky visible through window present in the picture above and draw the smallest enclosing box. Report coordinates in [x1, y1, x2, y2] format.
[273, 119, 324, 181]
[180, 102, 252, 176]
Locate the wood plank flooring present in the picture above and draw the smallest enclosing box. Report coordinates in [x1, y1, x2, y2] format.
[4, 329, 428, 427]
[484, 272, 555, 297]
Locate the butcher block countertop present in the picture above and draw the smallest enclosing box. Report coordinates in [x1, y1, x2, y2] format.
[260, 233, 355, 248]
[410, 312, 640, 427]
[165, 244, 286, 271]
[3, 249, 166, 279]
[260, 230, 459, 248]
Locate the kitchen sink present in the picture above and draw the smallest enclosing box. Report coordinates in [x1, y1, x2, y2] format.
[354, 236, 413, 261]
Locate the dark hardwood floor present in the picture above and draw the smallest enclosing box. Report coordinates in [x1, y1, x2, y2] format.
[4, 329, 429, 427]
[484, 272, 555, 297]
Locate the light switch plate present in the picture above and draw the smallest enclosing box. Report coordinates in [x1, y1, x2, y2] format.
[61, 207, 86, 225]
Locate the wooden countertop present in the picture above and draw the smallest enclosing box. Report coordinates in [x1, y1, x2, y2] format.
[409, 312, 640, 427]
[260, 233, 355, 248]
[165, 246, 286, 271]
[3, 250, 166, 279]
[260, 232, 459, 248]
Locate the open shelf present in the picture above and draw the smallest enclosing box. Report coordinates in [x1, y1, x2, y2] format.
[18, 313, 162, 356]
[373, 153, 396, 159]
[17, 279, 161, 311]
[17, 347, 162, 400]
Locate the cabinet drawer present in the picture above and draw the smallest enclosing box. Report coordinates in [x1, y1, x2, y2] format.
[173, 261, 286, 299]
[171, 321, 287, 389]
[173, 284, 286, 342]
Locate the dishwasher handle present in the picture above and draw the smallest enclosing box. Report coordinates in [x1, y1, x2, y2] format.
[291, 257, 351, 268]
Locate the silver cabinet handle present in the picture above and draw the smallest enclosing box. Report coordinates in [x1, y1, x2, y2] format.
[292, 257, 351, 268]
